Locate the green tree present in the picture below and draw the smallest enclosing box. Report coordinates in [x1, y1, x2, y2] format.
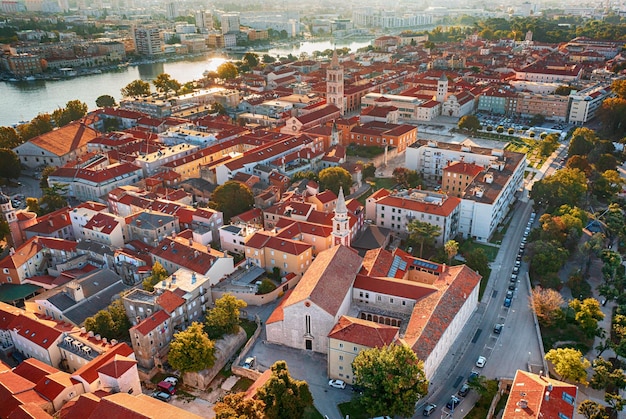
[318, 167, 352, 196]
[407, 219, 441, 258]
[217, 62, 239, 79]
[0, 220, 10, 244]
[242, 52, 259, 68]
[352, 344, 429, 417]
[95, 94, 117, 108]
[142, 261, 168, 292]
[0, 149, 21, 180]
[121, 79, 151, 97]
[569, 298, 605, 337]
[39, 184, 68, 215]
[262, 54, 276, 64]
[569, 128, 598, 156]
[528, 240, 569, 277]
[0, 126, 22, 149]
[256, 361, 313, 419]
[168, 322, 216, 373]
[529, 286, 564, 326]
[209, 181, 254, 222]
[108, 299, 132, 340]
[605, 393, 626, 416]
[545, 347, 591, 384]
[153, 73, 181, 94]
[530, 168, 588, 211]
[84, 309, 115, 339]
[578, 399, 609, 419]
[39, 166, 56, 189]
[26, 197, 41, 215]
[590, 357, 626, 391]
[204, 294, 247, 339]
[530, 114, 546, 126]
[64, 100, 88, 121]
[611, 79, 626, 99]
[257, 279, 277, 295]
[458, 115, 481, 131]
[538, 134, 560, 157]
[464, 247, 489, 278]
[444, 240, 459, 264]
[214, 392, 266, 419]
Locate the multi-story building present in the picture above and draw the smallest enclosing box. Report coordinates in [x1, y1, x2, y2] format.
[515, 92, 570, 121]
[568, 83, 614, 125]
[221, 13, 240, 34]
[0, 53, 43, 77]
[406, 140, 526, 242]
[244, 231, 313, 278]
[133, 26, 162, 56]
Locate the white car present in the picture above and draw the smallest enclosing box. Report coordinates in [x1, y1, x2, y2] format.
[476, 356, 487, 368]
[328, 379, 346, 389]
[243, 357, 255, 369]
[163, 376, 178, 386]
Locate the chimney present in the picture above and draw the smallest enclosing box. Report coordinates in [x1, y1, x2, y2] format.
[171, 274, 176, 283]
[189, 238, 193, 246]
[191, 272, 197, 284]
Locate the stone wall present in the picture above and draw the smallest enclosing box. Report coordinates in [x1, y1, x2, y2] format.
[182, 327, 247, 390]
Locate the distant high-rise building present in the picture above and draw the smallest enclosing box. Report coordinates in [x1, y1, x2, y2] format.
[165, 1, 178, 20]
[133, 26, 163, 56]
[195, 10, 213, 31]
[221, 13, 240, 34]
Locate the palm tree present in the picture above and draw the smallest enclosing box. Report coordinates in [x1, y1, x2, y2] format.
[444, 240, 459, 264]
[407, 220, 442, 258]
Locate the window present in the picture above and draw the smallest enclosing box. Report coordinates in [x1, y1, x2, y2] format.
[562, 392, 575, 405]
[353, 346, 358, 351]
[339, 355, 343, 360]
[339, 343, 343, 348]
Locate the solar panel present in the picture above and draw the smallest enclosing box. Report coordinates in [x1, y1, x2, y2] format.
[413, 259, 439, 270]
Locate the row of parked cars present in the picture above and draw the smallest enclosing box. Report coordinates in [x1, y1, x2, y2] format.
[151, 376, 178, 403]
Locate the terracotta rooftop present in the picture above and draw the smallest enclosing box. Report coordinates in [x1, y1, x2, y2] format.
[328, 315, 398, 348]
[376, 195, 461, 217]
[97, 355, 137, 379]
[71, 343, 134, 385]
[284, 245, 362, 316]
[24, 122, 99, 157]
[130, 310, 169, 336]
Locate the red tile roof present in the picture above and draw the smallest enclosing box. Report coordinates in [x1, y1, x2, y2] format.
[71, 343, 134, 385]
[23, 207, 72, 235]
[25, 122, 99, 157]
[12, 359, 57, 385]
[8, 402, 53, 419]
[443, 161, 484, 177]
[245, 232, 312, 255]
[34, 371, 74, 402]
[58, 393, 101, 419]
[503, 370, 577, 419]
[83, 213, 120, 235]
[97, 355, 137, 379]
[328, 316, 398, 347]
[284, 245, 362, 316]
[8, 315, 62, 349]
[150, 236, 217, 275]
[376, 195, 461, 217]
[0, 302, 26, 331]
[130, 310, 169, 336]
[156, 290, 185, 314]
[354, 274, 437, 301]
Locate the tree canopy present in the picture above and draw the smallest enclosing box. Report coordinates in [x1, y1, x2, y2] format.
[352, 344, 429, 417]
[121, 79, 151, 97]
[569, 298, 605, 337]
[458, 114, 481, 131]
[205, 294, 247, 340]
[407, 219, 441, 258]
[95, 94, 117, 108]
[84, 299, 131, 341]
[545, 347, 591, 384]
[529, 286, 564, 326]
[153, 73, 181, 94]
[168, 322, 216, 373]
[52, 100, 88, 127]
[217, 62, 239, 80]
[0, 149, 21, 180]
[214, 392, 266, 419]
[530, 168, 588, 211]
[142, 261, 168, 292]
[318, 167, 352, 196]
[256, 360, 313, 419]
[210, 181, 254, 222]
[0, 127, 22, 149]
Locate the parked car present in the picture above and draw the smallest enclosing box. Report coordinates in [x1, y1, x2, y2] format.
[243, 356, 255, 369]
[328, 379, 346, 389]
[476, 356, 487, 368]
[163, 376, 178, 386]
[423, 403, 437, 416]
[458, 383, 470, 397]
[446, 395, 461, 410]
[508, 283, 516, 291]
[510, 274, 518, 282]
[504, 297, 512, 307]
[506, 290, 514, 299]
[469, 371, 479, 381]
[157, 381, 176, 395]
[151, 391, 172, 402]
[494, 323, 504, 334]
[513, 266, 520, 274]
[351, 385, 364, 394]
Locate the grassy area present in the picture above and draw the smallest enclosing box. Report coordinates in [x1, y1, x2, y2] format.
[464, 379, 499, 419]
[459, 241, 499, 262]
[369, 177, 397, 190]
[541, 317, 594, 354]
[230, 377, 254, 393]
[303, 405, 325, 419]
[338, 399, 369, 419]
[346, 145, 385, 158]
[240, 319, 258, 340]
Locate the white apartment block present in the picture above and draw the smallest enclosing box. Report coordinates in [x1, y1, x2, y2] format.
[568, 82, 614, 125]
[406, 140, 526, 242]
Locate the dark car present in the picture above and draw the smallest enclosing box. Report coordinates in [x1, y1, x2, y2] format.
[504, 297, 512, 307]
[508, 283, 516, 291]
[151, 391, 172, 402]
[351, 385, 364, 394]
[458, 383, 470, 397]
[446, 395, 461, 410]
[494, 323, 504, 334]
[469, 371, 479, 381]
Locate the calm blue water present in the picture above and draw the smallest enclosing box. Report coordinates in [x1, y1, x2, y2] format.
[0, 39, 371, 127]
